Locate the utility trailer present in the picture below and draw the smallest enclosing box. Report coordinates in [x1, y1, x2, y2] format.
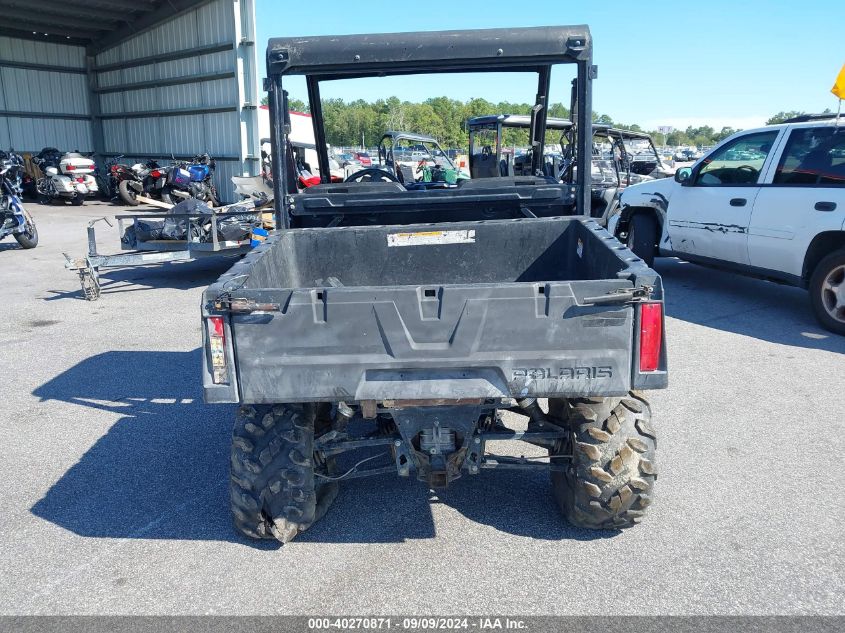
[64, 198, 269, 301]
[203, 25, 669, 543]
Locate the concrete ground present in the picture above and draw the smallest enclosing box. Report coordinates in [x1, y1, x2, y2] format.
[0, 200, 843, 615]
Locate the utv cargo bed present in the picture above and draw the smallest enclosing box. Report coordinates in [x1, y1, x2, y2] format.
[203, 216, 665, 404]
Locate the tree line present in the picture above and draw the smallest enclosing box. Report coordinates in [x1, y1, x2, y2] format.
[267, 95, 824, 150]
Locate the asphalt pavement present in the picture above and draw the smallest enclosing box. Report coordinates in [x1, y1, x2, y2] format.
[0, 200, 843, 615]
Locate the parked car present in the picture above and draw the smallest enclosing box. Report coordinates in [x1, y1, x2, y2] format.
[336, 152, 362, 168]
[609, 115, 845, 334]
[672, 148, 698, 162]
[353, 151, 372, 166]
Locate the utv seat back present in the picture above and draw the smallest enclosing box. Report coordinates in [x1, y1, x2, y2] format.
[398, 164, 416, 184]
[471, 146, 500, 178]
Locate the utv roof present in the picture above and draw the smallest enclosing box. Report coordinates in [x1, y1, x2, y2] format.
[267, 25, 592, 78]
[468, 115, 573, 130]
[604, 128, 653, 141]
[466, 116, 650, 142]
[381, 131, 440, 144]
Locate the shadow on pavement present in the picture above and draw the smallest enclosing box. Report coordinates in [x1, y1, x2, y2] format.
[31, 349, 598, 545]
[657, 258, 845, 353]
[45, 257, 239, 302]
[429, 471, 617, 542]
[30, 350, 273, 546]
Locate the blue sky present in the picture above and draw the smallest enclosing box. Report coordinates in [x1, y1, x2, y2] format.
[255, 0, 844, 130]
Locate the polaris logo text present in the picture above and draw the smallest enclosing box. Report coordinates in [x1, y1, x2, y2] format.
[512, 367, 613, 380]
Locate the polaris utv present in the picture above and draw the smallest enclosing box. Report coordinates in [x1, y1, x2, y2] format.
[202, 26, 668, 543]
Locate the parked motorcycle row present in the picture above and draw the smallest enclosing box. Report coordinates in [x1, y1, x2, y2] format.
[101, 152, 218, 207]
[2, 147, 218, 252]
[24, 148, 219, 208]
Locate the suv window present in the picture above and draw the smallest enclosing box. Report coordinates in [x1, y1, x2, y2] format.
[695, 131, 779, 186]
[773, 127, 845, 186]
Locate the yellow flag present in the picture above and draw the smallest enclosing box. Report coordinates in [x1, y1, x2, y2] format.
[833, 62, 845, 99]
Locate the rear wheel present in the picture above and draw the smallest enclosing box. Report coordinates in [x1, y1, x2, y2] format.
[70, 193, 84, 206]
[627, 213, 657, 266]
[550, 394, 656, 529]
[809, 249, 845, 335]
[118, 179, 140, 206]
[230, 403, 338, 543]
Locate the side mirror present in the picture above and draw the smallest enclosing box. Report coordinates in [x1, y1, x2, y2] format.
[675, 166, 693, 184]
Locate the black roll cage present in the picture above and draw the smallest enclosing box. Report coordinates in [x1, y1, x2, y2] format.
[265, 26, 594, 228]
[377, 131, 458, 179]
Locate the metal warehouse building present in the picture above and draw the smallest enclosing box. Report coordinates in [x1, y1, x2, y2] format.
[0, 0, 259, 202]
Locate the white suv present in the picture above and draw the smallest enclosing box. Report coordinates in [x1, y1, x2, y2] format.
[609, 115, 845, 334]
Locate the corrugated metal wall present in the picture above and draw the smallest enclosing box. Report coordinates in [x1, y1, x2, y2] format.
[0, 37, 93, 152]
[93, 0, 259, 202]
[0, 0, 258, 202]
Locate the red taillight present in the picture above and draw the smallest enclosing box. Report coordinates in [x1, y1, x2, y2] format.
[111, 165, 119, 172]
[209, 316, 224, 337]
[150, 170, 161, 178]
[76, 177, 85, 183]
[207, 316, 228, 383]
[639, 302, 663, 372]
[66, 164, 75, 171]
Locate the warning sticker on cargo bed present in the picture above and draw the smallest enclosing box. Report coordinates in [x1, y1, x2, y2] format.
[387, 229, 476, 247]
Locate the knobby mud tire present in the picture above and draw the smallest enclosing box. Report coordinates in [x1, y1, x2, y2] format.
[550, 393, 657, 529]
[230, 403, 338, 543]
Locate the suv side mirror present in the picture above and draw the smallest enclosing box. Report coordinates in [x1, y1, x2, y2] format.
[675, 166, 693, 184]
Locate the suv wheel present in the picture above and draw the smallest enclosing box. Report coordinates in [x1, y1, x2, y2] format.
[627, 214, 657, 267]
[809, 249, 845, 335]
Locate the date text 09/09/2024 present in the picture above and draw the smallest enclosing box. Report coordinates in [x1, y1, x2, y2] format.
[308, 617, 528, 630]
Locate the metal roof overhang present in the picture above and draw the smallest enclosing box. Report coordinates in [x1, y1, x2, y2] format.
[0, 0, 211, 52]
[267, 25, 592, 79]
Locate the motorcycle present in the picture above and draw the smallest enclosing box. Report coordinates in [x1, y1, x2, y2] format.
[0, 150, 38, 249]
[33, 148, 99, 206]
[161, 153, 218, 206]
[95, 155, 131, 201]
[117, 159, 168, 206]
